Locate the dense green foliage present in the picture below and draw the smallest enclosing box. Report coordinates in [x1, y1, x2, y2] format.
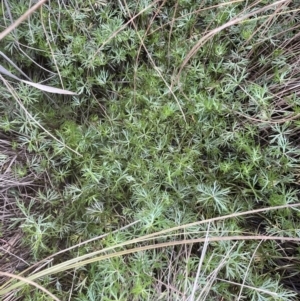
[1, 0, 300, 300]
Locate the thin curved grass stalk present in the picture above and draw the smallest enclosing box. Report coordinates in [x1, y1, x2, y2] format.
[175, 0, 289, 82]
[188, 222, 211, 301]
[195, 242, 239, 301]
[40, 6, 64, 89]
[0, 272, 61, 301]
[0, 220, 141, 292]
[148, 0, 245, 37]
[2, 235, 300, 296]
[14, 202, 300, 280]
[237, 240, 264, 300]
[0, 0, 47, 41]
[1, 203, 300, 295]
[37, 236, 300, 275]
[216, 278, 278, 298]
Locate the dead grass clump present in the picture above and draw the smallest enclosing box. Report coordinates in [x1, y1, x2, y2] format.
[0, 132, 41, 285]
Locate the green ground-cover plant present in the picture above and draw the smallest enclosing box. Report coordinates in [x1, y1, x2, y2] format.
[1, 0, 300, 300]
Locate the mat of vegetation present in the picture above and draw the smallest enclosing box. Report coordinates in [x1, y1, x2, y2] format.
[1, 0, 300, 300]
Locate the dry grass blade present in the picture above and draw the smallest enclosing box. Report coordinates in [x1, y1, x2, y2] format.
[38, 235, 300, 273]
[40, 5, 64, 89]
[0, 0, 48, 41]
[175, 0, 289, 82]
[0, 0, 77, 96]
[195, 242, 239, 301]
[237, 241, 264, 300]
[1, 204, 300, 296]
[22, 203, 300, 277]
[2, 235, 300, 297]
[21, 80, 77, 95]
[0, 220, 141, 292]
[0, 58, 77, 95]
[0, 272, 61, 301]
[0, 75, 82, 156]
[217, 278, 278, 297]
[188, 222, 211, 301]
